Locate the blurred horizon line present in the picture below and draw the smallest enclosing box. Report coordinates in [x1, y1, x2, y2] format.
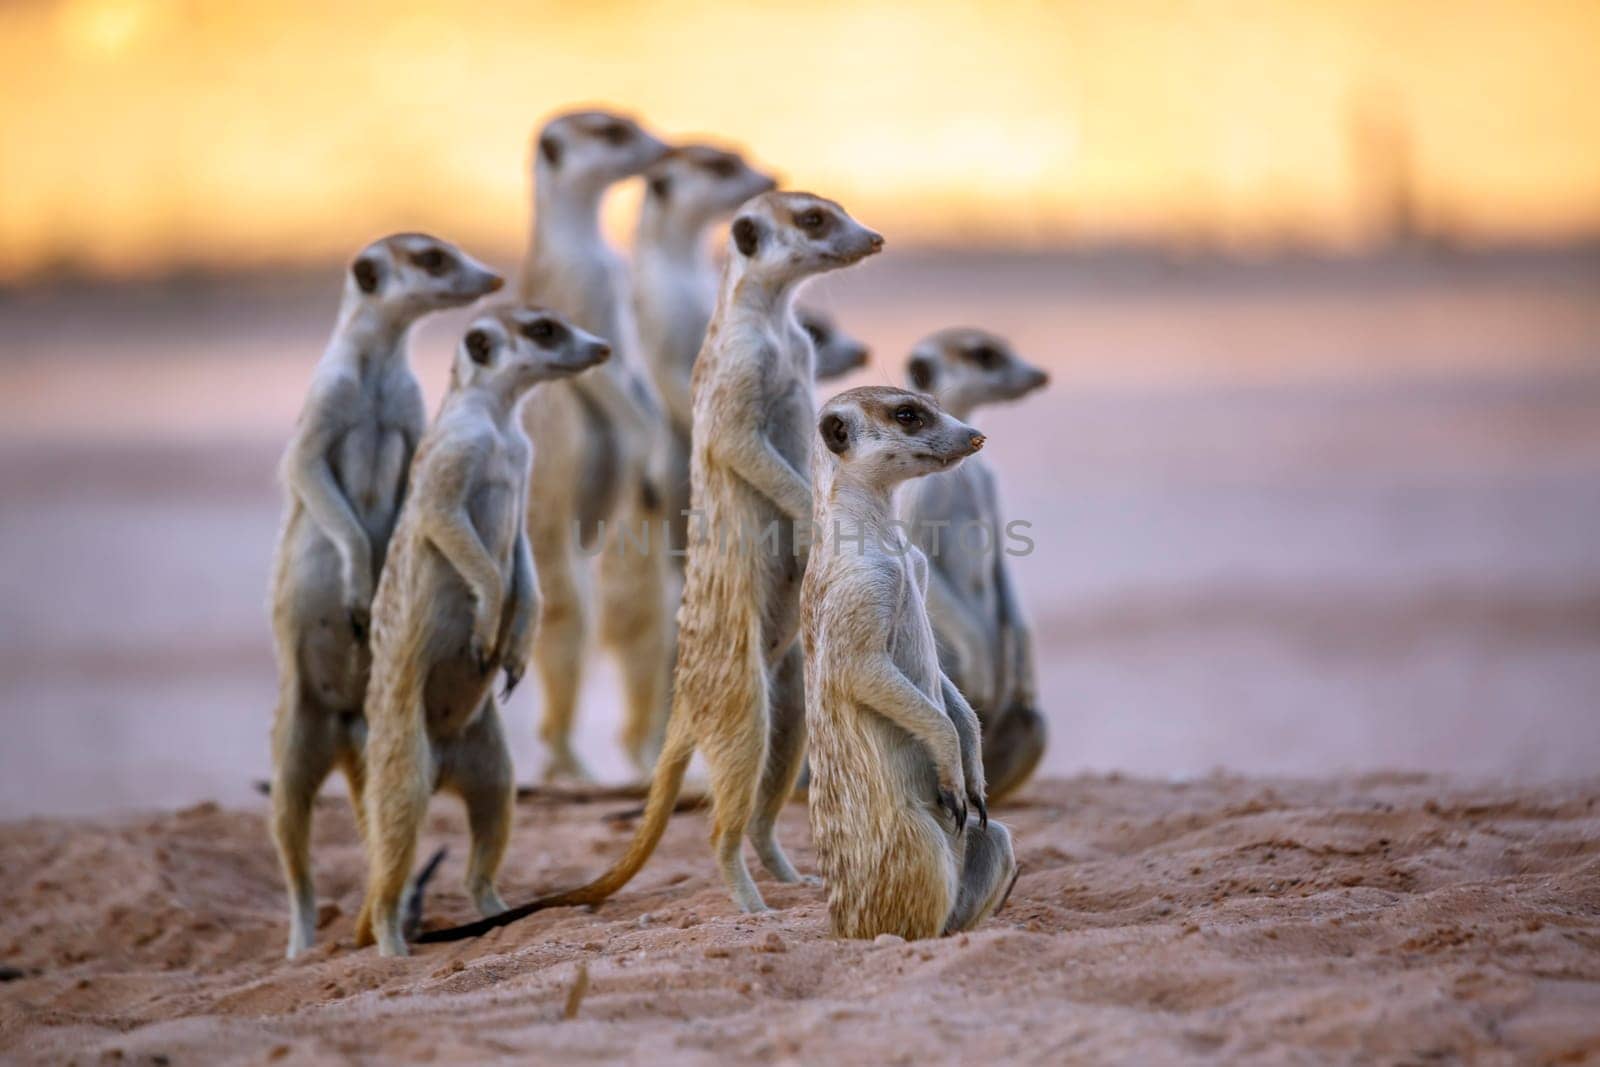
[5, 231, 1598, 295]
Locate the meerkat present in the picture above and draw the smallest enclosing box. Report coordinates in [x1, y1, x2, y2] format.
[634, 143, 777, 563]
[799, 306, 871, 381]
[803, 386, 1017, 940]
[519, 109, 675, 780]
[268, 233, 502, 959]
[353, 305, 611, 957]
[413, 192, 884, 943]
[900, 329, 1050, 802]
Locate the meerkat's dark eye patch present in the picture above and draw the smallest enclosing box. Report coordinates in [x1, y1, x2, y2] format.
[732, 216, 762, 257]
[908, 355, 937, 392]
[465, 329, 494, 365]
[820, 411, 852, 455]
[803, 321, 829, 346]
[967, 343, 1002, 369]
[705, 156, 740, 179]
[539, 134, 562, 167]
[892, 404, 927, 431]
[519, 316, 566, 348]
[351, 256, 381, 294]
[649, 175, 672, 201]
[410, 248, 451, 276]
[793, 208, 832, 236]
[597, 121, 632, 145]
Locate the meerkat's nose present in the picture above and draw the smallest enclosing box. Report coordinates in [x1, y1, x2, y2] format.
[866, 231, 885, 251]
[485, 274, 506, 293]
[968, 431, 986, 452]
[592, 342, 612, 360]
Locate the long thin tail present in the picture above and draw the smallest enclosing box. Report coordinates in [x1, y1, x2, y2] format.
[414, 716, 696, 944]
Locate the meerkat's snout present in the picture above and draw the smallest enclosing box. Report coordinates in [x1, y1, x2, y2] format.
[967, 430, 987, 453]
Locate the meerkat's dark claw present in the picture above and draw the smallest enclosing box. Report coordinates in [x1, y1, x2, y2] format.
[936, 787, 963, 831]
[501, 665, 523, 700]
[971, 793, 988, 830]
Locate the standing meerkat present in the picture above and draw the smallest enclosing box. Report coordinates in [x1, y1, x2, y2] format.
[520, 109, 675, 780]
[901, 329, 1050, 802]
[798, 306, 871, 381]
[803, 386, 1017, 940]
[354, 306, 612, 957]
[268, 233, 502, 959]
[633, 143, 777, 563]
[414, 191, 884, 943]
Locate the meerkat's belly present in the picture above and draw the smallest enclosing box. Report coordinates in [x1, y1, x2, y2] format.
[419, 562, 496, 740]
[331, 421, 411, 551]
[420, 486, 517, 739]
[569, 384, 622, 545]
[281, 511, 369, 711]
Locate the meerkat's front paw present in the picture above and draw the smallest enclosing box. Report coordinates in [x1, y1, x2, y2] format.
[935, 786, 967, 835]
[346, 605, 370, 643]
[499, 656, 526, 700]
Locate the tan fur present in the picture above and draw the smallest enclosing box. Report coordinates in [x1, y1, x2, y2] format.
[634, 143, 777, 568]
[410, 191, 884, 942]
[901, 328, 1050, 801]
[268, 233, 502, 959]
[803, 387, 1018, 940]
[353, 306, 611, 956]
[519, 109, 674, 779]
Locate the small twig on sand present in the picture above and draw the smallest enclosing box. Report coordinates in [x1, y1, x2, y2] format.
[562, 962, 589, 1020]
[514, 782, 653, 804]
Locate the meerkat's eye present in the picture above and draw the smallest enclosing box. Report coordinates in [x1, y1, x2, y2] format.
[969, 344, 1001, 369]
[706, 156, 740, 179]
[411, 249, 451, 275]
[893, 405, 925, 430]
[519, 317, 564, 346]
[803, 321, 828, 346]
[795, 209, 826, 234]
[598, 121, 632, 145]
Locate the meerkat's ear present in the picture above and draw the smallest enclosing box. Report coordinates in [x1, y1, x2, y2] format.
[351, 256, 382, 295]
[465, 328, 495, 366]
[649, 174, 672, 201]
[908, 353, 938, 392]
[820, 411, 853, 455]
[539, 133, 562, 168]
[732, 215, 763, 257]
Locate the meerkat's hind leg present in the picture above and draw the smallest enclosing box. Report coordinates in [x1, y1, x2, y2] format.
[442, 702, 514, 918]
[532, 527, 593, 782]
[749, 642, 812, 885]
[943, 819, 1018, 935]
[270, 695, 342, 960]
[983, 704, 1047, 804]
[704, 686, 770, 913]
[358, 717, 432, 957]
[598, 486, 670, 778]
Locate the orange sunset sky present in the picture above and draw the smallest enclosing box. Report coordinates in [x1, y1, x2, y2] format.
[2, 0, 1598, 281]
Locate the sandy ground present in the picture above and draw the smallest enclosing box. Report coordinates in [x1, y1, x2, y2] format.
[2, 774, 1598, 1064]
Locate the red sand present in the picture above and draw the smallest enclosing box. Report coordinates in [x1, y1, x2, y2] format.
[3, 774, 1598, 1064]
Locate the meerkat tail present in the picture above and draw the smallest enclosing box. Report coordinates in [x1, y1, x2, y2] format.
[413, 717, 696, 944]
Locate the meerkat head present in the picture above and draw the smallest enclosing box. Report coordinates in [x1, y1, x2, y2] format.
[905, 328, 1049, 416]
[642, 144, 777, 235]
[816, 386, 984, 490]
[452, 305, 612, 397]
[347, 233, 504, 315]
[535, 110, 670, 192]
[799, 307, 870, 381]
[726, 191, 883, 292]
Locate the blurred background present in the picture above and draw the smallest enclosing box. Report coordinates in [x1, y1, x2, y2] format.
[2, 0, 1598, 817]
